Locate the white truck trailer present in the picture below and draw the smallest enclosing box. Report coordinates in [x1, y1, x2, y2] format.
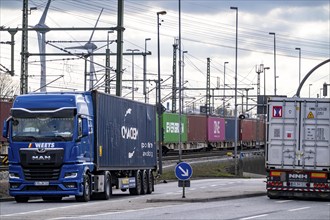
[266, 97, 330, 199]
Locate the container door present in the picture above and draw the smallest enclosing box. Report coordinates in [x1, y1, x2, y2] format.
[267, 100, 299, 168]
[300, 100, 330, 169]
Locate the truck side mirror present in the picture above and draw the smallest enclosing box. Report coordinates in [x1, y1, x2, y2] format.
[82, 118, 89, 137]
[2, 120, 8, 138]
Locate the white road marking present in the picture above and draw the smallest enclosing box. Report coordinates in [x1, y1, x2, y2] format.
[275, 200, 292, 203]
[47, 205, 179, 220]
[288, 207, 310, 212]
[1, 203, 91, 217]
[240, 214, 268, 220]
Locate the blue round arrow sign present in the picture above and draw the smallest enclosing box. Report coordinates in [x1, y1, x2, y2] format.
[175, 162, 193, 180]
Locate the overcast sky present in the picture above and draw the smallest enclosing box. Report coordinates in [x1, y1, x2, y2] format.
[0, 0, 329, 114]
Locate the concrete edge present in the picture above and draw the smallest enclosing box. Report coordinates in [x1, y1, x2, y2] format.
[146, 192, 267, 203]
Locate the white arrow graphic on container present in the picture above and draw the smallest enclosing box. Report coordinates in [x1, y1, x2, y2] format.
[179, 166, 189, 177]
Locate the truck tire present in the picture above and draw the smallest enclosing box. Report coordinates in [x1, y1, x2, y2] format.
[141, 170, 148, 195]
[76, 174, 91, 202]
[267, 191, 280, 199]
[91, 172, 112, 200]
[97, 172, 112, 200]
[15, 196, 29, 203]
[146, 170, 154, 194]
[129, 170, 142, 195]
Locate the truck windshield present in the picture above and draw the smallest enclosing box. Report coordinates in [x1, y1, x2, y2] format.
[12, 117, 74, 142]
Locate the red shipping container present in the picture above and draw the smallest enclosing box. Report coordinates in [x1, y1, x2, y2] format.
[187, 115, 207, 142]
[1, 101, 12, 143]
[207, 117, 225, 142]
[240, 119, 257, 141]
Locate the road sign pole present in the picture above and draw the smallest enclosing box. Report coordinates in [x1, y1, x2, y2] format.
[175, 162, 193, 199]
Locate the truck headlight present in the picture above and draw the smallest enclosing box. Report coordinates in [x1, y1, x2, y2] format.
[9, 172, 19, 179]
[64, 172, 78, 178]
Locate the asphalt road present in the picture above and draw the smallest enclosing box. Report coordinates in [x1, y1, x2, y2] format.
[1, 178, 329, 220]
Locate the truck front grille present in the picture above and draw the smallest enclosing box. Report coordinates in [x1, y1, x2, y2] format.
[23, 167, 61, 181]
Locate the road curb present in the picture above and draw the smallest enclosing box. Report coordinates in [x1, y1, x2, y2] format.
[146, 192, 266, 203]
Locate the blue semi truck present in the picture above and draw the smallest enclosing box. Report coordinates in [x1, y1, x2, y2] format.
[2, 90, 157, 202]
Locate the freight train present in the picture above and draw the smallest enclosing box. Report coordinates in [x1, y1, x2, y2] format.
[1, 99, 265, 159]
[159, 112, 266, 155]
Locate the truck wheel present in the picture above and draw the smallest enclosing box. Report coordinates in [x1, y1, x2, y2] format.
[146, 170, 154, 194]
[101, 172, 112, 200]
[15, 196, 29, 203]
[91, 172, 112, 200]
[141, 170, 148, 195]
[129, 170, 142, 195]
[267, 191, 279, 199]
[76, 174, 91, 202]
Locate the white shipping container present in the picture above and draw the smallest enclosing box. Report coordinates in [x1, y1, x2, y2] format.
[266, 97, 330, 171]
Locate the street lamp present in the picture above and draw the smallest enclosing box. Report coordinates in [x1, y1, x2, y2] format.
[309, 84, 312, 98]
[263, 66, 270, 159]
[295, 47, 301, 85]
[230, 6, 238, 176]
[269, 32, 277, 96]
[182, 51, 188, 113]
[263, 67, 270, 113]
[126, 48, 140, 100]
[144, 38, 151, 103]
[223, 61, 228, 116]
[157, 10, 166, 175]
[105, 30, 114, 94]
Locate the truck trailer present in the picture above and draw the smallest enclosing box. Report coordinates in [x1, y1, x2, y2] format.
[266, 97, 330, 200]
[2, 90, 157, 202]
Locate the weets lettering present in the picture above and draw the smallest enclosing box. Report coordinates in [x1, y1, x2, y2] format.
[121, 126, 139, 140]
[34, 143, 55, 148]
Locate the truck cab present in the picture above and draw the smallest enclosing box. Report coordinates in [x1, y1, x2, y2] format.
[3, 92, 93, 202]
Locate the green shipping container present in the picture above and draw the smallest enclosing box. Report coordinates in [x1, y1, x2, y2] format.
[156, 112, 187, 144]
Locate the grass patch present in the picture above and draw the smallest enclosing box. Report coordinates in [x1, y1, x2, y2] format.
[158, 160, 236, 182]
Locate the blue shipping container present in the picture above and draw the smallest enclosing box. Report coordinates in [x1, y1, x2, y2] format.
[94, 92, 157, 170]
[224, 118, 237, 142]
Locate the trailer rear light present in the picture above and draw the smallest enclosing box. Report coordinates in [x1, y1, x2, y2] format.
[311, 172, 327, 179]
[267, 181, 283, 187]
[313, 183, 330, 189]
[270, 171, 282, 177]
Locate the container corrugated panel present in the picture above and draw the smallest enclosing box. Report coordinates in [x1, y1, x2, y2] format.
[256, 119, 265, 142]
[187, 115, 207, 142]
[225, 118, 237, 141]
[0, 101, 12, 143]
[94, 91, 157, 170]
[267, 97, 330, 170]
[240, 119, 257, 141]
[208, 116, 225, 142]
[162, 113, 187, 144]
